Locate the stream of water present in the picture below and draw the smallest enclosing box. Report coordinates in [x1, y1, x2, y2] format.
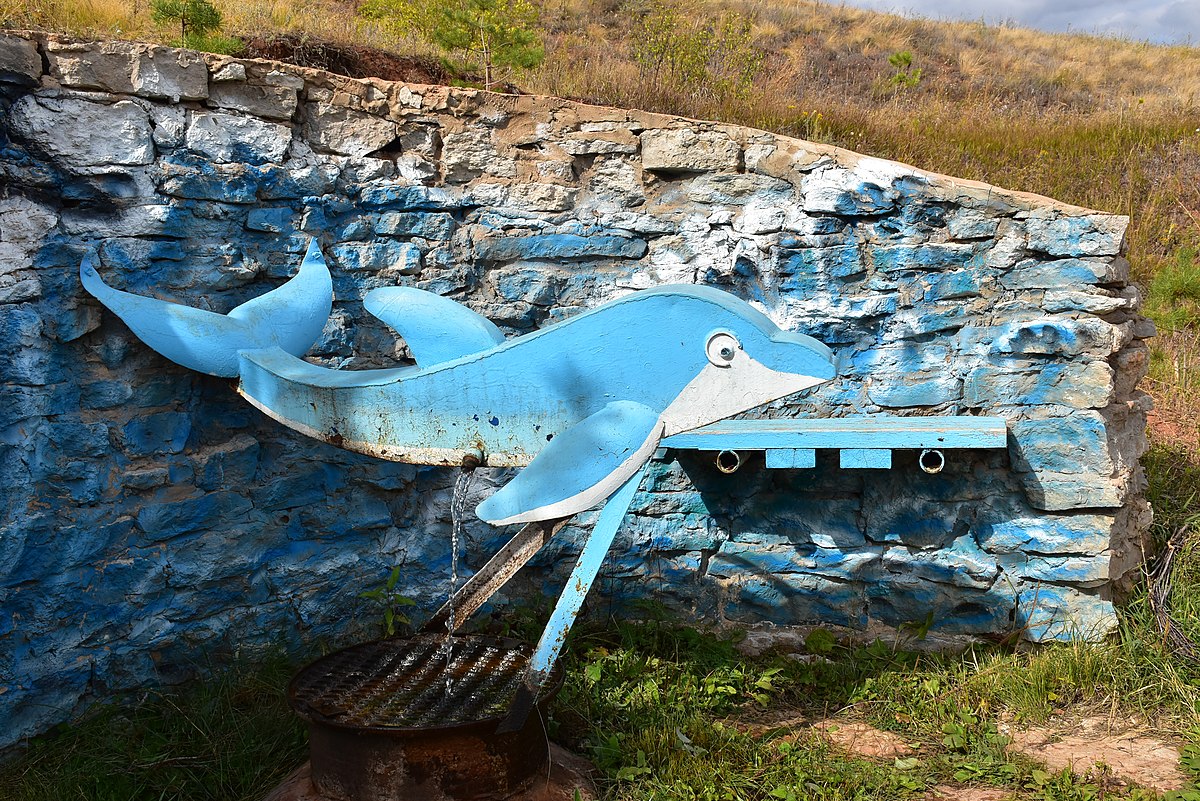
[443, 467, 474, 697]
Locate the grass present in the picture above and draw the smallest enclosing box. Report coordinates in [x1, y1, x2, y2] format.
[0, 653, 305, 801]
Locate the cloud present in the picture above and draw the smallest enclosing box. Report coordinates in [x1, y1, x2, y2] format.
[833, 0, 1200, 44]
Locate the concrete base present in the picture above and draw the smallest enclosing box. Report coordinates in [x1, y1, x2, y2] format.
[264, 744, 598, 801]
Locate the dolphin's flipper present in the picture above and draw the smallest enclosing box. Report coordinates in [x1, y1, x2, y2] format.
[364, 286, 505, 367]
[476, 401, 663, 526]
[80, 240, 333, 378]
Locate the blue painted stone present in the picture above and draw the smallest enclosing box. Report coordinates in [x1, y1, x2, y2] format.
[122, 412, 191, 456]
[879, 535, 998, 589]
[1003, 258, 1110, 289]
[246, 207, 293, 233]
[777, 244, 863, 278]
[925, 270, 982, 300]
[475, 233, 647, 262]
[257, 465, 331, 511]
[870, 243, 975, 273]
[160, 163, 261, 203]
[1015, 582, 1116, 642]
[331, 240, 421, 273]
[135, 491, 254, 538]
[963, 362, 1112, 409]
[1006, 553, 1108, 585]
[988, 318, 1112, 359]
[709, 540, 879, 580]
[258, 165, 338, 201]
[374, 212, 456, 240]
[867, 370, 959, 408]
[724, 574, 868, 629]
[54, 421, 111, 457]
[195, 436, 260, 491]
[866, 578, 1015, 634]
[358, 184, 469, 210]
[975, 513, 1112, 555]
[1010, 415, 1110, 475]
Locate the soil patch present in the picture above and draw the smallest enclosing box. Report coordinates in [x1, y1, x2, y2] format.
[1003, 716, 1186, 793]
[812, 720, 914, 759]
[236, 34, 453, 84]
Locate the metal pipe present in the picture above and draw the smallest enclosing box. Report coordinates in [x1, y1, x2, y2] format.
[461, 447, 483, 470]
[715, 450, 741, 474]
[919, 448, 945, 474]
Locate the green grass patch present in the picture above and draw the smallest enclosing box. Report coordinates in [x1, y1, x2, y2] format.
[0, 653, 305, 801]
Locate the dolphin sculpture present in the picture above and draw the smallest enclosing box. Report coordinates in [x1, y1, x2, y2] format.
[81, 240, 836, 525]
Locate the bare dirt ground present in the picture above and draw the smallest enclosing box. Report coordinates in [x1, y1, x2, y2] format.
[1002, 715, 1186, 794]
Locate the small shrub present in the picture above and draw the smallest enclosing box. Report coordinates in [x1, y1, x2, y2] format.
[630, 1, 763, 103]
[888, 49, 923, 89]
[1147, 246, 1200, 332]
[360, 0, 544, 89]
[151, 0, 219, 48]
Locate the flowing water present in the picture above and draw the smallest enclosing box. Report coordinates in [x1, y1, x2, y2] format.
[443, 467, 474, 696]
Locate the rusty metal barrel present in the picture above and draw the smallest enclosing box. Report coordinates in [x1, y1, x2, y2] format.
[288, 634, 563, 801]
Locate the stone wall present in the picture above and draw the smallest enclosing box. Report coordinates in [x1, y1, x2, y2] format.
[0, 32, 1153, 748]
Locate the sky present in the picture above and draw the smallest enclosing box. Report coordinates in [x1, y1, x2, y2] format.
[831, 0, 1200, 45]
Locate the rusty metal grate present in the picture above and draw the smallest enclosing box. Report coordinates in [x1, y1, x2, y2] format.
[289, 634, 557, 730]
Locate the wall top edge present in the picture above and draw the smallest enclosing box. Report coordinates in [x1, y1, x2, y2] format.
[1, 28, 1129, 230]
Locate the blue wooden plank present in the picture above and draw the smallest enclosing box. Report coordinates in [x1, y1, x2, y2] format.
[661, 416, 1006, 451]
[840, 448, 892, 469]
[765, 448, 817, 469]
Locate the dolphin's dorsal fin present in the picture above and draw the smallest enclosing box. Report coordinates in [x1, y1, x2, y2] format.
[364, 287, 505, 368]
[475, 401, 663, 526]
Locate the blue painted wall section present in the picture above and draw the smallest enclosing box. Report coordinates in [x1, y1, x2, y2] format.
[0, 33, 1153, 748]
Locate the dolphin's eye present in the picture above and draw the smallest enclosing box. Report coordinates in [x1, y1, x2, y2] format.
[706, 332, 741, 367]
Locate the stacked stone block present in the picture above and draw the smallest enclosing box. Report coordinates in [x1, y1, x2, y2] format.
[0, 32, 1152, 748]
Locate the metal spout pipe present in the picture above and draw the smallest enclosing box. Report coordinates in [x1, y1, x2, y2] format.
[919, 448, 945, 474]
[716, 450, 741, 474]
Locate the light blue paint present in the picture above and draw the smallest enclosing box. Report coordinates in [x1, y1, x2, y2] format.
[364, 286, 505, 367]
[80, 239, 332, 377]
[662, 416, 1006, 450]
[765, 448, 816, 468]
[524, 465, 644, 682]
[840, 448, 892, 469]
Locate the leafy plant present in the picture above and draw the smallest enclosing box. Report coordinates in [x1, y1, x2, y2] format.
[358, 567, 418, 637]
[360, 0, 544, 89]
[888, 49, 923, 89]
[632, 1, 763, 102]
[150, 0, 220, 47]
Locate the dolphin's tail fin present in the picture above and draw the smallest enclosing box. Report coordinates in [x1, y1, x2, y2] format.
[80, 239, 333, 378]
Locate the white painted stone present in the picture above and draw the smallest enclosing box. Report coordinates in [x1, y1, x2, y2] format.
[559, 129, 638, 155]
[185, 111, 291, 163]
[0, 196, 59, 244]
[46, 41, 136, 92]
[303, 102, 398, 158]
[211, 62, 247, 82]
[130, 48, 208, 101]
[586, 157, 645, 207]
[9, 95, 154, 167]
[396, 154, 437, 183]
[149, 104, 186, 149]
[641, 128, 740, 172]
[208, 82, 298, 120]
[442, 127, 516, 181]
[266, 70, 306, 90]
